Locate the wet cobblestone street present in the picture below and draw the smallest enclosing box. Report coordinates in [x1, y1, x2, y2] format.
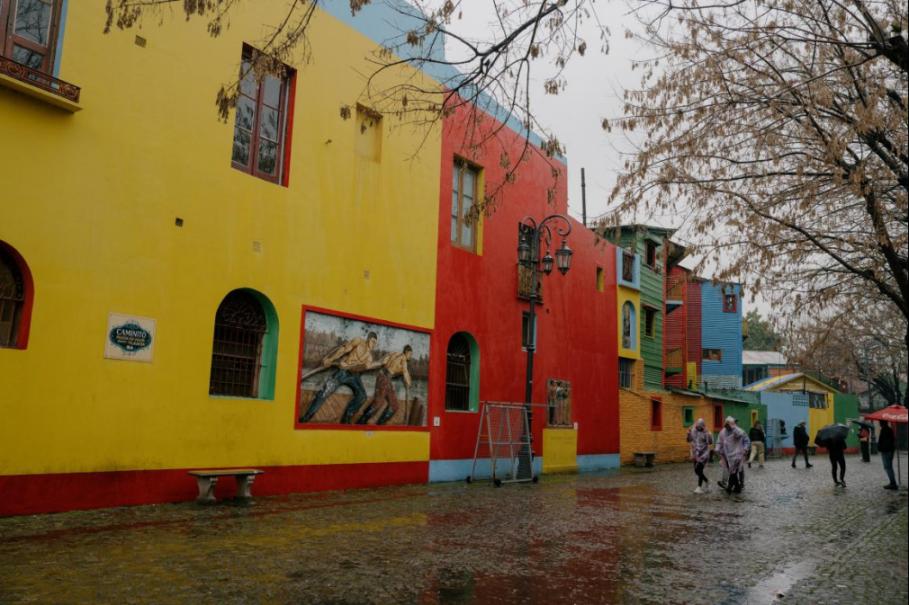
[1, 454, 906, 604]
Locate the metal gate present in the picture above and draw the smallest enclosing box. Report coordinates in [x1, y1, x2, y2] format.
[765, 418, 787, 458]
[466, 401, 538, 486]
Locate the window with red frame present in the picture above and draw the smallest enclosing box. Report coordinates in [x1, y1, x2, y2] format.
[713, 405, 723, 430]
[650, 398, 662, 431]
[723, 292, 737, 313]
[1, 0, 63, 73]
[231, 45, 294, 184]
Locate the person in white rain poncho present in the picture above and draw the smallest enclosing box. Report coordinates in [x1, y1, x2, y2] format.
[716, 417, 750, 494]
[687, 418, 714, 494]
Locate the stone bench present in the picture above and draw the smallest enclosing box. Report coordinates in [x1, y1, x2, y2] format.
[633, 452, 656, 468]
[188, 469, 264, 504]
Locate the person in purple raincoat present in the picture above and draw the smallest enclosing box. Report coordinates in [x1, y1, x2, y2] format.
[716, 417, 749, 494]
[687, 418, 714, 494]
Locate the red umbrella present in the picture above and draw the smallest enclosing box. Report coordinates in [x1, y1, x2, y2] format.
[864, 404, 907, 487]
[863, 404, 908, 424]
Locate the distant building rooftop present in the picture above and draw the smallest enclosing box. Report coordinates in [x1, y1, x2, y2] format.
[743, 351, 787, 366]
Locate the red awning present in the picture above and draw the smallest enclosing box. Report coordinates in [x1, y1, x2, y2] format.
[863, 404, 909, 424]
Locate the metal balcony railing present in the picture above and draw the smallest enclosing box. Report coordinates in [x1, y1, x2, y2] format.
[0, 55, 81, 103]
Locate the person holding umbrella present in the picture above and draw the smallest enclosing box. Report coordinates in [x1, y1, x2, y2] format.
[815, 424, 851, 487]
[878, 420, 898, 490]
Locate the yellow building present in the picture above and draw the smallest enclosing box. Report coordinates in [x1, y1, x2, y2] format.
[746, 373, 837, 446]
[0, 1, 442, 514]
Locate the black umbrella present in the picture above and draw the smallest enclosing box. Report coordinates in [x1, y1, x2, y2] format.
[850, 419, 873, 429]
[815, 423, 850, 447]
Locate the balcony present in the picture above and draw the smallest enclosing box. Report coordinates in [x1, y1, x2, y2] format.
[0, 55, 81, 112]
[665, 276, 685, 312]
[665, 347, 685, 375]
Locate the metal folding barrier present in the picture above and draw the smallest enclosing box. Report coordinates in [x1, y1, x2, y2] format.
[467, 401, 541, 486]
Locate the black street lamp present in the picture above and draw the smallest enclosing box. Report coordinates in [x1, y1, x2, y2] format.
[516, 214, 573, 477]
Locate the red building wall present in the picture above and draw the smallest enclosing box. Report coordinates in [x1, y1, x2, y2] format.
[687, 279, 703, 385]
[428, 105, 620, 480]
[663, 265, 689, 389]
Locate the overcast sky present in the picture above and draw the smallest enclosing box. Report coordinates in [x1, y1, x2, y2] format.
[424, 1, 772, 313]
[429, 1, 653, 224]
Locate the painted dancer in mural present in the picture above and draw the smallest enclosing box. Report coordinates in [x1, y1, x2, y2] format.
[357, 345, 413, 425]
[687, 418, 714, 494]
[299, 332, 381, 424]
[716, 417, 749, 494]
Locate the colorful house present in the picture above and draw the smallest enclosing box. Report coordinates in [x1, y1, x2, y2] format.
[0, 0, 452, 516]
[743, 351, 789, 386]
[0, 0, 626, 516]
[427, 102, 621, 481]
[600, 226, 720, 464]
[746, 373, 838, 447]
[699, 280, 744, 390]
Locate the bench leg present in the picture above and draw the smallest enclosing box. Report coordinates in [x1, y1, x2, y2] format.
[236, 475, 257, 499]
[194, 476, 218, 504]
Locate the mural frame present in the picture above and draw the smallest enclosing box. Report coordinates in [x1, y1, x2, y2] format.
[294, 305, 431, 432]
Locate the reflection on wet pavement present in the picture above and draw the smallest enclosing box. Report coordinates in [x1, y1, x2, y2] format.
[1, 455, 906, 604]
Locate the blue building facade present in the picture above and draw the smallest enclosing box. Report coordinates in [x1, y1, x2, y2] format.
[700, 281, 743, 389]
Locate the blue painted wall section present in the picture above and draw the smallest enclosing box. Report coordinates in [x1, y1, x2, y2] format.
[760, 391, 808, 451]
[700, 281, 743, 388]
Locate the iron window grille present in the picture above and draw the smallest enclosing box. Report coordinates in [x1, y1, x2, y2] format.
[0, 247, 25, 347]
[445, 334, 471, 411]
[209, 290, 267, 397]
[619, 359, 634, 389]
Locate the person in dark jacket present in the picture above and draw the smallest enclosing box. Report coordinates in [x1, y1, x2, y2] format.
[748, 421, 766, 468]
[826, 434, 847, 487]
[858, 426, 871, 462]
[878, 420, 898, 490]
[792, 421, 812, 468]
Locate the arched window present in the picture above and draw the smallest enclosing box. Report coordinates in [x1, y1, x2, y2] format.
[445, 332, 479, 411]
[209, 289, 278, 399]
[0, 242, 33, 349]
[621, 301, 636, 350]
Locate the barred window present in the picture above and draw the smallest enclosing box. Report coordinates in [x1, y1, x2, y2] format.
[445, 333, 471, 411]
[0, 243, 29, 349]
[619, 358, 634, 389]
[209, 290, 268, 397]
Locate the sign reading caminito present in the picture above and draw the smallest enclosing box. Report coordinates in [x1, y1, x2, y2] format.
[104, 313, 156, 362]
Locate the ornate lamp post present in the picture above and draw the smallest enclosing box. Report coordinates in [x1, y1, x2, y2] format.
[516, 214, 572, 476]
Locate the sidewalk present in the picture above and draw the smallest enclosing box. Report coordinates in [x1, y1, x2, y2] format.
[1, 453, 906, 604]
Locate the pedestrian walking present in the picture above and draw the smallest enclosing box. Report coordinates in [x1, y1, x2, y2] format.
[748, 420, 766, 468]
[687, 418, 714, 494]
[791, 420, 813, 468]
[716, 417, 748, 494]
[858, 426, 871, 462]
[878, 420, 898, 490]
[826, 433, 847, 487]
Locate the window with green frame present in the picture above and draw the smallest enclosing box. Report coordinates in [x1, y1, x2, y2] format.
[683, 406, 694, 427]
